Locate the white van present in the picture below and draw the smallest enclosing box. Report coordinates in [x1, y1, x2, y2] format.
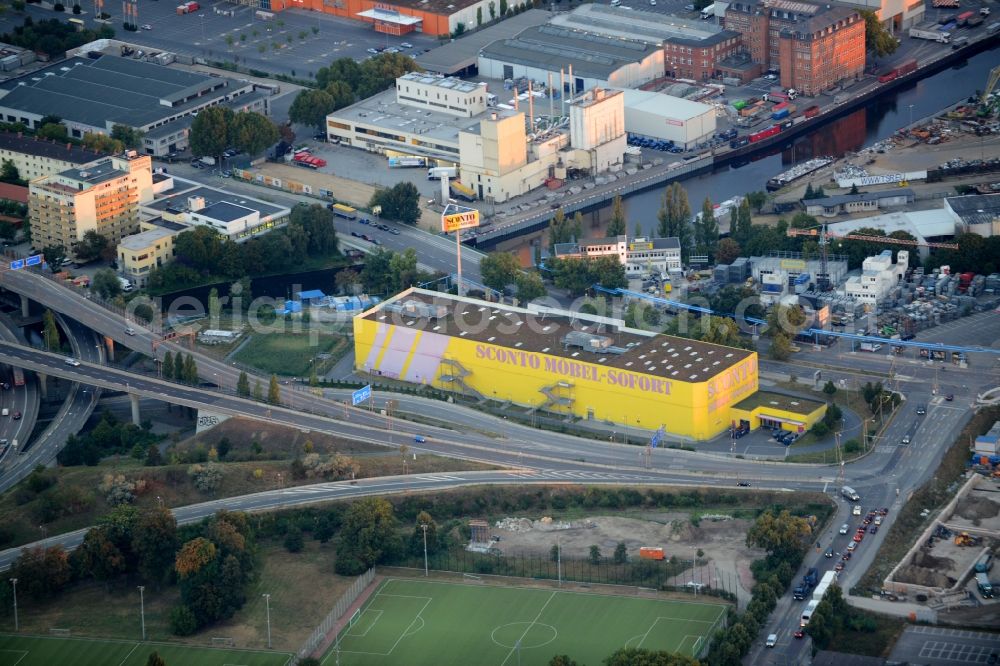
[1, 409, 8, 417]
[700, 2, 716, 19]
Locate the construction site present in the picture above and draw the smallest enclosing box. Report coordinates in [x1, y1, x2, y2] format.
[883, 474, 1000, 627]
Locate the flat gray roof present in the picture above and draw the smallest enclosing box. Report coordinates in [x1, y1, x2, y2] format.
[120, 227, 177, 250]
[0, 55, 247, 131]
[551, 4, 737, 47]
[143, 180, 287, 219]
[480, 25, 660, 80]
[414, 9, 551, 75]
[60, 158, 126, 186]
[945, 193, 1000, 226]
[198, 201, 256, 223]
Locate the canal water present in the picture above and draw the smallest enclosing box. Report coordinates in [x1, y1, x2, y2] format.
[500, 43, 999, 262]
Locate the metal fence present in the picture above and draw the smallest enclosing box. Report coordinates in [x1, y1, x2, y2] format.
[297, 567, 375, 661]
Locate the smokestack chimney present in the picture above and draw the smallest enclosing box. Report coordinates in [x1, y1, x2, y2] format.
[528, 80, 535, 133]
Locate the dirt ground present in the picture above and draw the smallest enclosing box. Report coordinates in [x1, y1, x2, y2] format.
[949, 485, 1000, 533]
[489, 512, 762, 604]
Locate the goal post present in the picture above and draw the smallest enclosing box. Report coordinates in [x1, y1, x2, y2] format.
[211, 637, 235, 647]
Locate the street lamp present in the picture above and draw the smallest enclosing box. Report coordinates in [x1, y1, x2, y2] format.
[262, 593, 272, 649]
[908, 104, 914, 130]
[421, 524, 429, 577]
[138, 585, 146, 640]
[9, 578, 17, 632]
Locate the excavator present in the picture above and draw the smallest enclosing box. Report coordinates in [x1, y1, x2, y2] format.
[955, 532, 983, 547]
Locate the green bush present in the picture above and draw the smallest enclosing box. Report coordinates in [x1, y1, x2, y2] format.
[169, 605, 198, 636]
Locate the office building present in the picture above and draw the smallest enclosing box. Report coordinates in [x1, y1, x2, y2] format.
[0, 132, 106, 181]
[553, 235, 682, 277]
[117, 227, 177, 288]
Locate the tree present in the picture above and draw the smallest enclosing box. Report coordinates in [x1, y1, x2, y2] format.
[230, 111, 279, 157]
[37, 123, 67, 141]
[603, 647, 698, 665]
[289, 89, 336, 130]
[284, 526, 304, 552]
[746, 509, 811, 559]
[515, 271, 545, 302]
[162, 352, 174, 382]
[480, 251, 521, 293]
[489, 1, 496, 18]
[76, 526, 128, 585]
[190, 106, 234, 160]
[369, 182, 420, 225]
[175, 537, 217, 578]
[549, 657, 578, 666]
[10, 546, 72, 600]
[0, 221, 16, 242]
[732, 198, 752, 245]
[589, 545, 601, 565]
[335, 497, 400, 574]
[823, 380, 837, 396]
[862, 9, 899, 57]
[550, 544, 560, 562]
[746, 190, 767, 214]
[42, 244, 67, 270]
[770, 331, 792, 360]
[477, 5, 483, 24]
[82, 132, 125, 154]
[267, 374, 281, 405]
[656, 182, 692, 262]
[111, 124, 144, 150]
[92, 268, 123, 299]
[183, 354, 198, 384]
[43, 309, 60, 351]
[335, 268, 361, 294]
[548, 207, 573, 246]
[607, 194, 626, 237]
[146, 653, 167, 666]
[316, 57, 363, 91]
[715, 237, 741, 265]
[767, 303, 806, 338]
[253, 380, 263, 401]
[73, 230, 111, 263]
[613, 542, 627, 564]
[499, 0, 507, 14]
[694, 196, 719, 258]
[0, 159, 25, 185]
[132, 507, 178, 585]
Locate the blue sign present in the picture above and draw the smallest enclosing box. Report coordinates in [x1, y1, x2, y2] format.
[9, 259, 23, 270]
[651, 426, 666, 448]
[351, 384, 372, 406]
[25, 255, 42, 267]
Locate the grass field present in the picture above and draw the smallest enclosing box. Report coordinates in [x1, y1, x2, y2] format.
[0, 635, 293, 666]
[233, 333, 348, 377]
[324, 579, 726, 666]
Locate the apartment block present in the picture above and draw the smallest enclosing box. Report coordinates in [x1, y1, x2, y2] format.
[28, 151, 153, 251]
[0, 132, 105, 182]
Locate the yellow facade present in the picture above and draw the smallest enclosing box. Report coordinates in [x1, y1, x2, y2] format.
[117, 228, 177, 288]
[353, 316, 760, 441]
[730, 394, 827, 434]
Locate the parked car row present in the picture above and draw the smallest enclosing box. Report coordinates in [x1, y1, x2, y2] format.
[626, 134, 684, 153]
[773, 428, 798, 446]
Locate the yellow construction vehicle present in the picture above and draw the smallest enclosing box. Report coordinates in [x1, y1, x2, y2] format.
[955, 532, 974, 546]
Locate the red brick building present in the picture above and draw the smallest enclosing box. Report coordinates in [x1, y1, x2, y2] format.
[724, 0, 865, 96]
[663, 31, 743, 82]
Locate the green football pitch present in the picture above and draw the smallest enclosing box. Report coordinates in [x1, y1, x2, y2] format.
[0, 635, 293, 666]
[324, 579, 727, 666]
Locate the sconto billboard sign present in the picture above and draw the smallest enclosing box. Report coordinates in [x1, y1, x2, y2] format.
[442, 209, 480, 233]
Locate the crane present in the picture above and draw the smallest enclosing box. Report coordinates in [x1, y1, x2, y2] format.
[981, 64, 1000, 106]
[786, 224, 959, 290]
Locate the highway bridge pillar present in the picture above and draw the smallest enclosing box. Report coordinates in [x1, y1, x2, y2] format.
[129, 393, 141, 426]
[37, 373, 47, 399]
[103, 335, 115, 358]
[19, 294, 28, 318]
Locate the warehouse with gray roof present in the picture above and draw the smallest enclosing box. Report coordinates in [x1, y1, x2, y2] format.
[0, 54, 267, 156]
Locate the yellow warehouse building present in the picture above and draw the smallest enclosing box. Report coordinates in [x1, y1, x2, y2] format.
[353, 289, 824, 441]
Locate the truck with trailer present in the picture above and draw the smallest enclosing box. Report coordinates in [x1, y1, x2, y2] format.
[975, 551, 994, 573]
[793, 567, 819, 599]
[812, 571, 837, 602]
[957, 10, 975, 25]
[966, 15, 984, 27]
[388, 156, 428, 168]
[909, 26, 950, 42]
[841, 486, 860, 501]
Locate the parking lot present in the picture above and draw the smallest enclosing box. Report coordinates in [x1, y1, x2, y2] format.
[6, 0, 439, 78]
[890, 626, 1000, 665]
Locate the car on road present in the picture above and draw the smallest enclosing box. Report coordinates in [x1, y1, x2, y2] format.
[388, 227, 401, 235]
[763, 73, 777, 80]
[684, 3, 695, 8]
[945, 394, 954, 401]
[737, 481, 751, 487]
[916, 404, 926, 415]
[386, 47, 400, 53]
[765, 634, 777, 648]
[414, 435, 426, 443]
[902, 435, 911, 445]
[834, 561, 845, 572]
[125, 327, 136, 336]
[0, 383, 7, 390]
[141, 24, 152, 30]
[11, 411, 20, 420]
[848, 541, 857, 551]
[874, 516, 883, 526]
[400, 42, 413, 48]
[853, 505, 862, 516]
[366, 48, 379, 54]
[825, 548, 833, 558]
[839, 524, 849, 534]
[222, 170, 232, 178]
[65, 358, 81, 367]
[870, 525, 878, 534]
[793, 629, 804, 639]
[842, 551, 852, 561]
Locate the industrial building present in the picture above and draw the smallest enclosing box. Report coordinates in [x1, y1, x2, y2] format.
[478, 25, 664, 91]
[139, 175, 290, 242]
[802, 188, 916, 218]
[0, 55, 266, 157]
[28, 151, 154, 251]
[944, 193, 1000, 237]
[0, 132, 106, 182]
[724, 0, 866, 96]
[328, 75, 628, 203]
[750, 253, 850, 292]
[616, 88, 717, 149]
[553, 235, 682, 277]
[844, 250, 909, 305]
[352, 288, 827, 440]
[549, 5, 742, 82]
[836, 0, 925, 33]
[823, 211, 957, 261]
[270, 0, 495, 37]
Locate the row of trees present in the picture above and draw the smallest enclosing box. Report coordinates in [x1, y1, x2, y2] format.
[547, 649, 698, 666]
[148, 204, 338, 293]
[56, 411, 161, 467]
[1, 17, 114, 57]
[290, 53, 420, 129]
[190, 107, 279, 161]
[161, 351, 200, 385]
[358, 246, 436, 296]
[369, 181, 421, 226]
[479, 251, 546, 302]
[549, 255, 627, 296]
[236, 371, 282, 405]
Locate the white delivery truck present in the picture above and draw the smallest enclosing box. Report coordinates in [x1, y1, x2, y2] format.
[427, 166, 458, 180]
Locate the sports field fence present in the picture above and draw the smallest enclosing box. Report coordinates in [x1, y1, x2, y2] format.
[298, 567, 375, 661]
